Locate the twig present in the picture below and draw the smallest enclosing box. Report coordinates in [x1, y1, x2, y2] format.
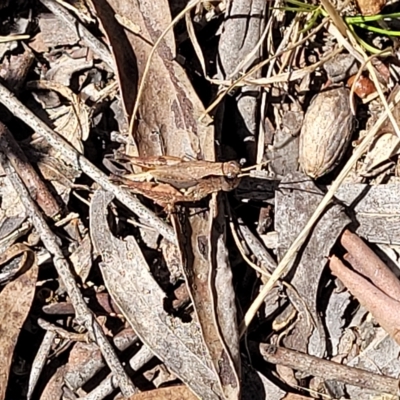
[0, 150, 137, 397]
[236, 220, 277, 273]
[0, 82, 176, 244]
[259, 343, 400, 395]
[0, 121, 61, 219]
[229, 218, 271, 279]
[38, 318, 89, 342]
[239, 88, 400, 337]
[81, 345, 154, 400]
[341, 230, 400, 301]
[39, 0, 114, 71]
[0, 34, 30, 43]
[27, 330, 56, 400]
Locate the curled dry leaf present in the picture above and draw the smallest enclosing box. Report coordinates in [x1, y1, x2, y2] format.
[299, 87, 353, 178]
[26, 80, 90, 153]
[329, 230, 400, 345]
[171, 200, 241, 399]
[329, 254, 400, 345]
[0, 250, 38, 400]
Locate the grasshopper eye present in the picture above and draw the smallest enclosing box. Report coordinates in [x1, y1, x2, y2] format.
[223, 161, 241, 179]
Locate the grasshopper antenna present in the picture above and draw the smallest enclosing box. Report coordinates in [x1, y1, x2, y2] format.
[238, 160, 270, 177]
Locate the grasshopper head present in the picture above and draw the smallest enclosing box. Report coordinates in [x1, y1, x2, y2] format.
[222, 161, 241, 179]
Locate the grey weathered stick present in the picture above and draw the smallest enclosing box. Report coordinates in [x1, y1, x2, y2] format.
[0, 151, 137, 397]
[39, 0, 114, 71]
[27, 330, 56, 400]
[260, 343, 400, 395]
[0, 82, 176, 244]
[81, 345, 154, 400]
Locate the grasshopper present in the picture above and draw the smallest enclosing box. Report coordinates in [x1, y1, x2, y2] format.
[121, 155, 242, 189]
[114, 174, 240, 211]
[110, 155, 243, 211]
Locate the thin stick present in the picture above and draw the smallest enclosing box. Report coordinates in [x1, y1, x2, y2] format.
[0, 151, 137, 397]
[260, 344, 399, 395]
[229, 219, 271, 279]
[0, 122, 61, 219]
[239, 88, 400, 337]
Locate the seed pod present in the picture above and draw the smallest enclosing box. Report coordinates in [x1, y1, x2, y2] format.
[299, 87, 353, 178]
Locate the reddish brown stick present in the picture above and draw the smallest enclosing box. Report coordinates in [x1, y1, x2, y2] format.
[340, 229, 400, 302]
[330, 254, 400, 344]
[0, 122, 61, 218]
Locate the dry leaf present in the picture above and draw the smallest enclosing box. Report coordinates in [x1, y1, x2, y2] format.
[89, 190, 223, 400]
[32, 13, 79, 50]
[275, 173, 350, 356]
[0, 251, 38, 400]
[26, 80, 90, 153]
[69, 234, 93, 283]
[0, 243, 34, 284]
[45, 54, 94, 87]
[361, 133, 400, 175]
[91, 0, 214, 159]
[172, 201, 241, 399]
[39, 365, 66, 400]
